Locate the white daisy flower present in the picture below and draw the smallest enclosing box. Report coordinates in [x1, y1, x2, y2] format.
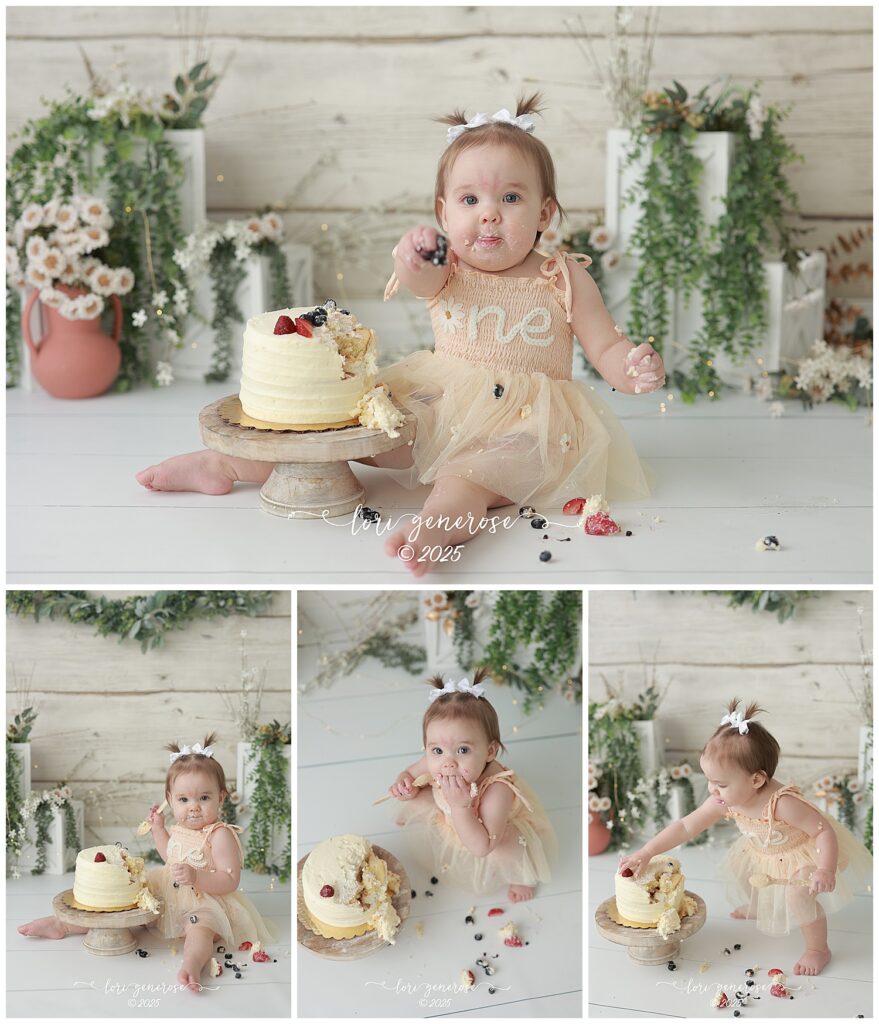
[600, 250, 622, 273]
[151, 289, 169, 309]
[39, 286, 67, 310]
[589, 794, 601, 812]
[78, 195, 110, 227]
[26, 263, 51, 289]
[853, 792, 865, 804]
[437, 298, 465, 333]
[155, 360, 174, 387]
[42, 198, 60, 226]
[57, 259, 80, 285]
[37, 247, 65, 278]
[243, 217, 264, 241]
[78, 293, 104, 319]
[559, 432, 572, 452]
[6, 245, 21, 273]
[54, 203, 79, 232]
[91, 264, 117, 297]
[819, 774, 834, 790]
[670, 766, 681, 780]
[79, 256, 101, 279]
[588, 224, 613, 251]
[259, 212, 283, 241]
[464, 592, 481, 609]
[80, 225, 109, 252]
[132, 309, 148, 328]
[680, 764, 692, 778]
[60, 295, 84, 319]
[114, 267, 135, 295]
[598, 796, 612, 812]
[20, 203, 44, 231]
[847, 779, 861, 793]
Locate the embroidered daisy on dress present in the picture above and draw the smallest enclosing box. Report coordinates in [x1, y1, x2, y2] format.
[559, 433, 571, 452]
[437, 298, 465, 332]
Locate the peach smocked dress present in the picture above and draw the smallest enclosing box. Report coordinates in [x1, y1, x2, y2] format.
[395, 766, 557, 895]
[718, 784, 872, 936]
[379, 252, 652, 506]
[146, 822, 278, 947]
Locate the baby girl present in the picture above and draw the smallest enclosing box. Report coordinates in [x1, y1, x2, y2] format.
[19, 735, 277, 993]
[387, 670, 556, 902]
[619, 700, 872, 976]
[136, 94, 662, 576]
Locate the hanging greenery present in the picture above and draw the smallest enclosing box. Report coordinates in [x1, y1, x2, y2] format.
[6, 590, 275, 651]
[6, 60, 224, 389]
[243, 722, 291, 882]
[6, 746, 26, 870]
[588, 701, 645, 850]
[719, 590, 815, 623]
[623, 79, 806, 401]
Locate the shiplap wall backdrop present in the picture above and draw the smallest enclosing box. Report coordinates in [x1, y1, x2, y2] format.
[6, 6, 872, 308]
[589, 590, 873, 783]
[5, 591, 291, 835]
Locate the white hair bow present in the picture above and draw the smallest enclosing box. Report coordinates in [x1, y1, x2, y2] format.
[169, 742, 214, 764]
[428, 677, 486, 702]
[447, 108, 536, 146]
[720, 711, 751, 735]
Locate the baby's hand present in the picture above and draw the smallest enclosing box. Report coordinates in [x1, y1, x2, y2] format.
[170, 862, 197, 886]
[148, 804, 166, 832]
[438, 772, 473, 809]
[618, 848, 651, 878]
[625, 343, 666, 395]
[389, 771, 419, 801]
[396, 226, 446, 274]
[809, 867, 836, 894]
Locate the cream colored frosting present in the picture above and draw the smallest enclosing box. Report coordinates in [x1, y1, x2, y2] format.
[73, 845, 146, 910]
[302, 834, 400, 941]
[615, 854, 685, 927]
[239, 306, 377, 425]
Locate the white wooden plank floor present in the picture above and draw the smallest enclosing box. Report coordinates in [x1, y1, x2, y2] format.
[589, 835, 873, 1018]
[6, 868, 291, 1017]
[7, 381, 872, 583]
[297, 637, 583, 1017]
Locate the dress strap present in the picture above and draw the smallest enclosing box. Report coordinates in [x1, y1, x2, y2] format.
[765, 785, 808, 827]
[539, 251, 593, 325]
[202, 821, 244, 865]
[475, 768, 533, 813]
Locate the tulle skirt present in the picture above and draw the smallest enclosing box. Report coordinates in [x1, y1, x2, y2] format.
[394, 780, 557, 896]
[717, 819, 873, 936]
[379, 351, 652, 506]
[146, 866, 279, 947]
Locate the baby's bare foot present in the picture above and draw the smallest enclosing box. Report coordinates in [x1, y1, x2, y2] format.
[729, 905, 754, 919]
[177, 964, 203, 993]
[794, 947, 832, 976]
[384, 530, 432, 578]
[508, 884, 535, 902]
[18, 916, 80, 939]
[136, 451, 235, 495]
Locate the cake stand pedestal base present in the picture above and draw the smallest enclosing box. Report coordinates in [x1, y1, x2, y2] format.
[594, 891, 706, 965]
[199, 397, 416, 519]
[53, 891, 161, 957]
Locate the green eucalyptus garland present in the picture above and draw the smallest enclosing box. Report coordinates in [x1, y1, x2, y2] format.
[243, 723, 291, 882]
[6, 746, 25, 864]
[720, 590, 815, 623]
[624, 80, 805, 401]
[6, 590, 275, 652]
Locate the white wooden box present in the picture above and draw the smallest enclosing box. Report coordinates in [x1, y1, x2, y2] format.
[236, 742, 291, 869]
[604, 129, 736, 378]
[633, 719, 664, 773]
[173, 242, 314, 380]
[18, 798, 84, 874]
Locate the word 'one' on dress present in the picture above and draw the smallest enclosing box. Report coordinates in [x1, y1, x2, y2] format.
[380, 252, 652, 506]
[718, 784, 872, 935]
[147, 822, 278, 948]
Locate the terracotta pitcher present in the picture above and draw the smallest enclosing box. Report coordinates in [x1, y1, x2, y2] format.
[22, 285, 122, 399]
[588, 812, 613, 856]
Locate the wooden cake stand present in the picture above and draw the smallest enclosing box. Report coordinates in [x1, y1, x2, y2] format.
[53, 890, 161, 957]
[296, 845, 411, 961]
[594, 891, 706, 965]
[199, 396, 416, 518]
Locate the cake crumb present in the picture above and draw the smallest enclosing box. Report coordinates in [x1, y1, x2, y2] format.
[415, 921, 424, 938]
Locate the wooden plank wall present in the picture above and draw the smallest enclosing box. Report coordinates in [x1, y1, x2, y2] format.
[589, 590, 873, 784]
[6, 7, 872, 306]
[5, 591, 291, 831]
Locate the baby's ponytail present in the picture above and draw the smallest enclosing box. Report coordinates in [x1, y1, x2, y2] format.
[704, 699, 779, 784]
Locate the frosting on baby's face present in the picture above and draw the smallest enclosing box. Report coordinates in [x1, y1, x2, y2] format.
[424, 717, 498, 785]
[437, 142, 555, 275]
[700, 754, 767, 810]
[169, 768, 223, 830]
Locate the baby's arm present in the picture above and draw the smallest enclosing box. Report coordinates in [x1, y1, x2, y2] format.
[149, 804, 170, 862]
[392, 227, 451, 299]
[389, 754, 429, 800]
[448, 778, 515, 858]
[567, 262, 665, 395]
[619, 796, 726, 876]
[170, 828, 241, 895]
[774, 795, 839, 893]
